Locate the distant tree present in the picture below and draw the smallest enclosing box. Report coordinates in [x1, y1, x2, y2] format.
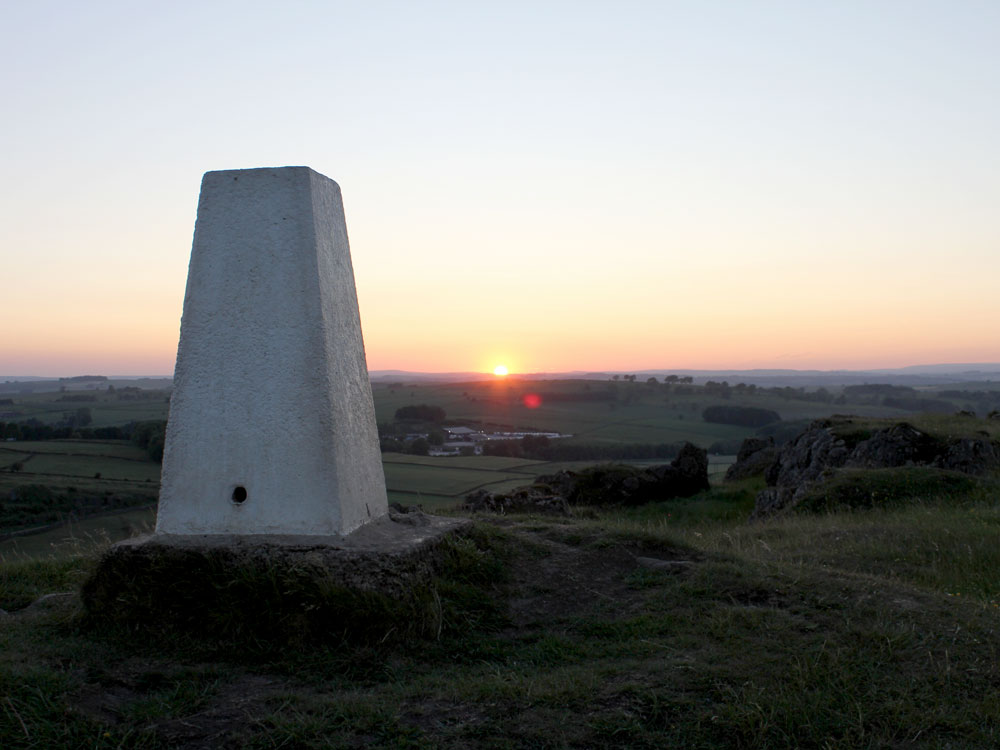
[702, 405, 780, 428]
[394, 404, 446, 423]
[428, 430, 445, 446]
[129, 420, 167, 462]
[646, 377, 658, 385]
[521, 434, 550, 455]
[406, 437, 430, 456]
[379, 437, 404, 452]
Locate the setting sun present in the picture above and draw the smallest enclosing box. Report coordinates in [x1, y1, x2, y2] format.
[493, 364, 509, 377]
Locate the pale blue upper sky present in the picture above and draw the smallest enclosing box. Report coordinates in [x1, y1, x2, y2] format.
[2, 1, 998, 374]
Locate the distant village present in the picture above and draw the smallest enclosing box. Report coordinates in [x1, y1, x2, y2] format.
[402, 426, 569, 457]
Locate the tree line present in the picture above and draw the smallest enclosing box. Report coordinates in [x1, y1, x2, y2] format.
[0, 419, 166, 462]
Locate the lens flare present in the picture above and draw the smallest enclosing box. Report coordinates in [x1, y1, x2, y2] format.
[522, 393, 542, 409]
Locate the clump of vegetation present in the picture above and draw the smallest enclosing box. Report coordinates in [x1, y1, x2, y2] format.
[794, 466, 983, 513]
[129, 420, 166, 462]
[828, 412, 1000, 442]
[703, 404, 781, 428]
[0, 554, 94, 611]
[394, 404, 446, 422]
[0, 481, 153, 532]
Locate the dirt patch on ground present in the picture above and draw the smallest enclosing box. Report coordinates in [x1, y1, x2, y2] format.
[70, 669, 280, 749]
[144, 675, 278, 750]
[502, 526, 692, 629]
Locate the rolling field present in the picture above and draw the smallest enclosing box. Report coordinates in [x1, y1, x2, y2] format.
[0, 506, 155, 560]
[1, 390, 170, 428]
[0, 377, 928, 555]
[371, 378, 916, 448]
[0, 438, 736, 557]
[4, 378, 934, 450]
[0, 440, 151, 458]
[0, 440, 160, 482]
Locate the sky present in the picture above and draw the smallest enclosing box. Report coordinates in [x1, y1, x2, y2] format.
[2, 1, 998, 376]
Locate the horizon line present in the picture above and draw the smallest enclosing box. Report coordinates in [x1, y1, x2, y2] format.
[4, 361, 1000, 381]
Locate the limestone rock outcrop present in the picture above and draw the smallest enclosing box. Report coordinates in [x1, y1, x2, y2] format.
[724, 437, 777, 481]
[462, 487, 571, 515]
[753, 426, 850, 519]
[464, 443, 710, 512]
[752, 419, 999, 518]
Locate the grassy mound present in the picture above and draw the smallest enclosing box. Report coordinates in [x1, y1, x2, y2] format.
[4, 485, 1000, 747]
[795, 466, 984, 513]
[79, 525, 511, 649]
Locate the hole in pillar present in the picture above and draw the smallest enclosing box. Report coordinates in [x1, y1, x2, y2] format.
[232, 486, 248, 504]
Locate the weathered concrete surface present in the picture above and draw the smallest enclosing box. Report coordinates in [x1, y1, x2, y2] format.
[135, 512, 468, 565]
[158, 167, 387, 536]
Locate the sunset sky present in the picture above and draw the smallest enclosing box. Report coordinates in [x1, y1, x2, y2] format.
[2, 1, 998, 376]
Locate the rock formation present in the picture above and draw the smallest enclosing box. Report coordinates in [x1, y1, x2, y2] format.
[752, 419, 999, 518]
[464, 443, 710, 512]
[724, 437, 777, 481]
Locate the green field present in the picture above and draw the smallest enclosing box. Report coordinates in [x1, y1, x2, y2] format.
[1, 377, 966, 452]
[0, 377, 970, 550]
[0, 440, 151, 459]
[1, 390, 171, 428]
[0, 441, 160, 482]
[0, 439, 735, 553]
[371, 378, 921, 448]
[0, 506, 155, 561]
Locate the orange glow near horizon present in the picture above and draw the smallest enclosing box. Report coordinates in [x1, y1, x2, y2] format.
[2, 4, 1000, 380]
[4, 314, 999, 377]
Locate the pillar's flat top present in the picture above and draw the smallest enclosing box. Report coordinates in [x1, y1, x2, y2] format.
[202, 165, 337, 183]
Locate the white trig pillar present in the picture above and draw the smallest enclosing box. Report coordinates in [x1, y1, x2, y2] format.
[156, 167, 388, 536]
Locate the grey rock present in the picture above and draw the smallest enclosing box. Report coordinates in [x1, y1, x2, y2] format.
[467, 443, 711, 512]
[940, 438, 1000, 476]
[847, 422, 943, 468]
[463, 488, 570, 515]
[751, 424, 850, 518]
[753, 419, 1000, 518]
[725, 437, 777, 481]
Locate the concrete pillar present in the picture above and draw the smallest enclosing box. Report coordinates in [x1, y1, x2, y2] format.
[156, 167, 388, 536]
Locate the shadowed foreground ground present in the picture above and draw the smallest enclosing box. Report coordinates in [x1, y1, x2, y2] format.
[2, 491, 1000, 748]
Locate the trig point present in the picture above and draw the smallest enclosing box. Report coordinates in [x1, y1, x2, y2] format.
[83, 167, 469, 643]
[157, 166, 388, 536]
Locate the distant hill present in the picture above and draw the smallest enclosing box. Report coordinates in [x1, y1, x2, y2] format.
[0, 376, 174, 394]
[370, 364, 1000, 387]
[4, 363, 998, 392]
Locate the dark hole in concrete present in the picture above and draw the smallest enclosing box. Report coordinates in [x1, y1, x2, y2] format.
[232, 486, 248, 504]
